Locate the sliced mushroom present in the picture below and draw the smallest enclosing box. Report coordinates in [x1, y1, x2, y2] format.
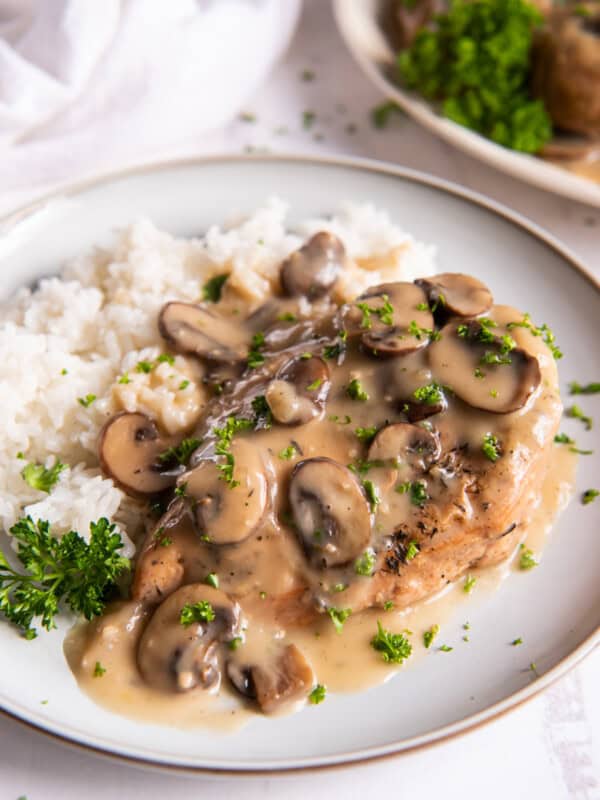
[158, 302, 248, 364]
[138, 584, 242, 693]
[131, 502, 188, 605]
[403, 394, 448, 423]
[368, 423, 441, 471]
[265, 356, 330, 425]
[183, 439, 268, 545]
[416, 273, 493, 319]
[289, 457, 371, 568]
[345, 282, 435, 356]
[428, 320, 542, 413]
[99, 412, 177, 496]
[227, 644, 314, 713]
[280, 232, 345, 299]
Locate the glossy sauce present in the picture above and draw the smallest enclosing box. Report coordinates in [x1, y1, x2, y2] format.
[66, 263, 571, 727]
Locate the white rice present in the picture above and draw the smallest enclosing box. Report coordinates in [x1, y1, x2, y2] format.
[0, 198, 436, 555]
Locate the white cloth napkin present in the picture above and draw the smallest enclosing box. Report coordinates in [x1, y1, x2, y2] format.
[0, 0, 301, 206]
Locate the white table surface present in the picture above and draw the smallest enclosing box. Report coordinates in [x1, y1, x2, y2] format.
[1, 2, 598, 798]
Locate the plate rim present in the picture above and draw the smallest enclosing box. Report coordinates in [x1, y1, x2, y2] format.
[331, 0, 600, 209]
[0, 152, 598, 775]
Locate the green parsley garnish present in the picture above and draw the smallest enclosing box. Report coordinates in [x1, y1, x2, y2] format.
[371, 621, 412, 663]
[308, 684, 326, 704]
[251, 394, 273, 430]
[327, 607, 352, 634]
[174, 483, 187, 497]
[463, 574, 477, 594]
[279, 444, 298, 460]
[347, 379, 369, 402]
[423, 624, 439, 649]
[355, 549, 376, 577]
[202, 274, 229, 301]
[512, 638, 523, 646]
[395, 481, 428, 507]
[397, 0, 552, 154]
[363, 479, 380, 511]
[371, 100, 402, 129]
[569, 382, 600, 395]
[21, 460, 65, 493]
[306, 378, 322, 391]
[329, 414, 352, 425]
[407, 320, 440, 341]
[507, 313, 562, 359]
[582, 489, 599, 505]
[0, 517, 129, 639]
[356, 295, 394, 330]
[180, 600, 215, 627]
[482, 432, 501, 462]
[439, 644, 453, 652]
[213, 416, 253, 488]
[519, 545, 538, 571]
[93, 661, 106, 677]
[136, 360, 153, 374]
[228, 636, 243, 651]
[77, 394, 96, 408]
[383, 600, 394, 611]
[247, 332, 266, 369]
[117, 372, 130, 384]
[277, 312, 297, 322]
[355, 426, 378, 444]
[302, 110, 316, 129]
[160, 537, 172, 547]
[413, 382, 443, 405]
[554, 433, 574, 445]
[158, 437, 201, 465]
[239, 112, 256, 123]
[566, 404, 592, 431]
[179, 379, 190, 391]
[205, 573, 219, 589]
[61, 368, 68, 375]
[404, 540, 419, 562]
[156, 353, 175, 366]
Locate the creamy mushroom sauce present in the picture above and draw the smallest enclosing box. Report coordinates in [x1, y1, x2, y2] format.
[66, 233, 571, 725]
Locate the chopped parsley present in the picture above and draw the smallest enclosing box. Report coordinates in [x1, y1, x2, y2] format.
[156, 353, 175, 366]
[395, 481, 428, 507]
[457, 317, 497, 343]
[158, 437, 201, 465]
[355, 426, 378, 444]
[117, 373, 130, 384]
[554, 433, 574, 445]
[347, 378, 369, 402]
[355, 549, 376, 577]
[202, 273, 229, 303]
[179, 379, 190, 391]
[329, 414, 352, 425]
[371, 621, 412, 663]
[569, 381, 600, 395]
[327, 606, 352, 634]
[0, 517, 129, 639]
[306, 378, 322, 391]
[77, 394, 96, 408]
[371, 100, 402, 129]
[174, 483, 187, 497]
[279, 444, 298, 460]
[239, 112, 256, 123]
[507, 313, 562, 359]
[136, 360, 153, 374]
[247, 332, 266, 369]
[251, 394, 273, 430]
[582, 489, 599, 505]
[423, 624, 439, 649]
[383, 600, 394, 611]
[404, 540, 420, 562]
[277, 312, 297, 322]
[413, 382, 443, 405]
[21, 460, 65, 493]
[463, 574, 477, 594]
[519, 545, 538, 571]
[512, 638, 523, 646]
[228, 636, 243, 650]
[482, 433, 501, 462]
[212, 416, 253, 487]
[302, 110, 316, 129]
[160, 537, 172, 547]
[180, 600, 215, 627]
[356, 294, 394, 329]
[93, 661, 106, 677]
[363, 479, 380, 511]
[439, 644, 453, 652]
[205, 573, 219, 589]
[566, 404, 592, 431]
[407, 320, 440, 341]
[308, 684, 326, 704]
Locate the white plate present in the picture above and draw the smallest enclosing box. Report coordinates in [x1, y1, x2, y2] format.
[333, 0, 600, 209]
[0, 155, 598, 774]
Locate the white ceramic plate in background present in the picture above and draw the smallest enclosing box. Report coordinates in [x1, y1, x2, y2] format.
[0, 155, 598, 774]
[333, 0, 600, 209]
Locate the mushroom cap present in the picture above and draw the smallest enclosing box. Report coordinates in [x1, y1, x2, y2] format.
[428, 320, 542, 413]
[183, 439, 269, 545]
[289, 457, 372, 568]
[138, 583, 242, 693]
[265, 355, 330, 426]
[368, 422, 441, 471]
[345, 282, 435, 356]
[227, 643, 314, 714]
[416, 273, 493, 318]
[280, 231, 345, 299]
[158, 301, 248, 364]
[98, 412, 176, 496]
